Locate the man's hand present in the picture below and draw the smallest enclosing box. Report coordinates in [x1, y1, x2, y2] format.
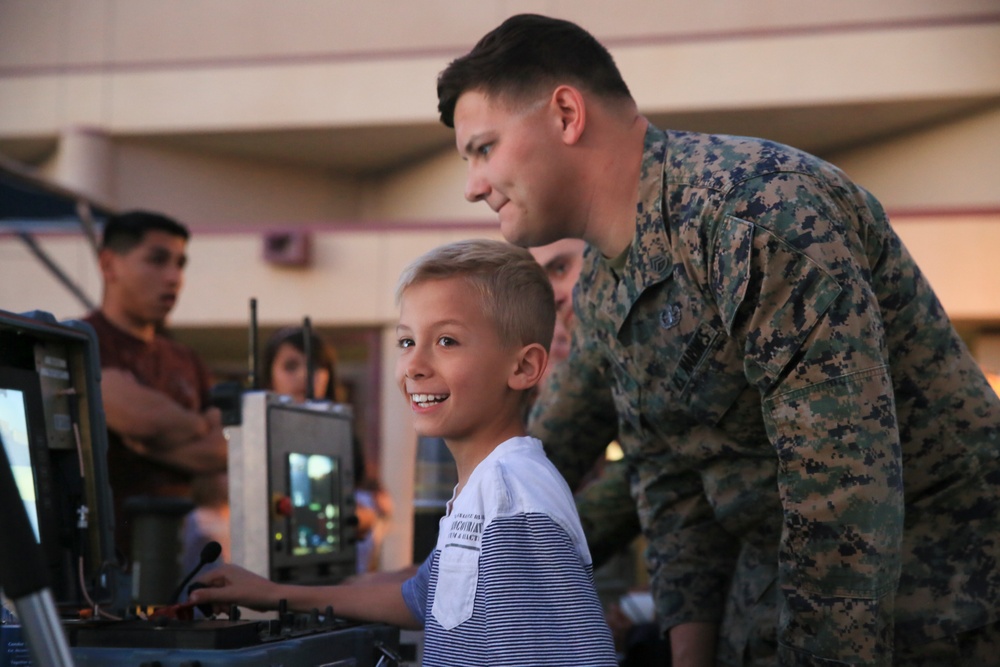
[670, 622, 717, 667]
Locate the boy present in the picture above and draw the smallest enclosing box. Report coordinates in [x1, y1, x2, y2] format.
[191, 239, 618, 666]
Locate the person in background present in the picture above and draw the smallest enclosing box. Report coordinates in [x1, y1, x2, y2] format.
[84, 210, 227, 564]
[532, 239, 662, 666]
[192, 239, 618, 666]
[262, 326, 392, 573]
[530, 238, 641, 563]
[438, 14, 1000, 666]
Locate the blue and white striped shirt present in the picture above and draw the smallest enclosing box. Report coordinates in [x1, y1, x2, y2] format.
[402, 436, 618, 666]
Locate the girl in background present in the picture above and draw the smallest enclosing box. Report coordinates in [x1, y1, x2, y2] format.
[262, 327, 392, 573]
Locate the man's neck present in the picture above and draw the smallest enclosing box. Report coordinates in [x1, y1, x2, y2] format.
[99, 306, 157, 343]
[583, 114, 648, 259]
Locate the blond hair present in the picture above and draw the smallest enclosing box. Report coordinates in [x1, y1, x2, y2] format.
[396, 239, 555, 351]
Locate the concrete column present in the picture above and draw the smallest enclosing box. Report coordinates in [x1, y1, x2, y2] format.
[377, 322, 416, 570]
[50, 125, 115, 206]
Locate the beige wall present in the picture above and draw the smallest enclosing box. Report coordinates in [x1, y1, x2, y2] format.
[830, 106, 1000, 211]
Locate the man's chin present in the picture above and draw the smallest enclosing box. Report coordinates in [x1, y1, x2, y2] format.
[498, 217, 549, 249]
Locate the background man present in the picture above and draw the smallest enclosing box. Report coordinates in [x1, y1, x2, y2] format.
[84, 210, 227, 563]
[437, 13, 1000, 667]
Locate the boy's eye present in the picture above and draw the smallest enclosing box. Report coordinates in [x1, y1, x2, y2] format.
[398, 337, 414, 348]
[437, 336, 457, 347]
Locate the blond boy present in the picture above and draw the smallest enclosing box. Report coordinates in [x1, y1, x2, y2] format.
[192, 239, 616, 666]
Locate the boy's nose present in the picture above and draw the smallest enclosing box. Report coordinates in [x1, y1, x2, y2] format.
[402, 351, 430, 380]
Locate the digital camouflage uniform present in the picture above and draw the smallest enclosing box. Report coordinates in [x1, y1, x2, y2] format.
[528, 124, 1000, 666]
[573, 458, 641, 568]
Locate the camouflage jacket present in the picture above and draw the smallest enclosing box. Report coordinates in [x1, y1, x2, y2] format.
[528, 124, 1000, 666]
[573, 458, 641, 568]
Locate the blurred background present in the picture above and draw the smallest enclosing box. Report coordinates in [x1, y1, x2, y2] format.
[1, 0, 999, 571]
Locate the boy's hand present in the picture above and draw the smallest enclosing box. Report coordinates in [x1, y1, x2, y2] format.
[188, 564, 280, 614]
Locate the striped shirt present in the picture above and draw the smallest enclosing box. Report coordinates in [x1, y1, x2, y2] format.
[401, 436, 617, 666]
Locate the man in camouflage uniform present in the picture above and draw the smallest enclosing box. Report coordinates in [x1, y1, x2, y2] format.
[436, 13, 1000, 667]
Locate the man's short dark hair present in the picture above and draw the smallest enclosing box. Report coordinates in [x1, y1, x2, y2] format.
[437, 13, 632, 128]
[101, 210, 190, 254]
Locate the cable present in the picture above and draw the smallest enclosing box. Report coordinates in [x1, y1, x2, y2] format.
[76, 556, 119, 621]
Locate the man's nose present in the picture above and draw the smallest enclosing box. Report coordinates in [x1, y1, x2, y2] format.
[166, 264, 184, 285]
[464, 168, 489, 203]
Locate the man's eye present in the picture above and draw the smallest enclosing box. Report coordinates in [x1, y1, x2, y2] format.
[477, 143, 492, 157]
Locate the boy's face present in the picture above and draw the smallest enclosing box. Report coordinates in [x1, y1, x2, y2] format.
[395, 277, 523, 449]
[101, 230, 187, 326]
[454, 90, 576, 248]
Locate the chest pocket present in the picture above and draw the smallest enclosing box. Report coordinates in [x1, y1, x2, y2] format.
[431, 545, 479, 630]
[667, 320, 749, 425]
[615, 278, 749, 431]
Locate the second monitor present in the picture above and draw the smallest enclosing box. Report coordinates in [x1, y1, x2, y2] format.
[228, 391, 358, 586]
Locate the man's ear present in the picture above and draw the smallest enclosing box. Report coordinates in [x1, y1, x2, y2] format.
[549, 85, 586, 146]
[508, 343, 549, 392]
[97, 247, 117, 281]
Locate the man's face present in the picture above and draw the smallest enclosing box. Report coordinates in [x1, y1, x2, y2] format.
[102, 230, 187, 326]
[454, 90, 577, 247]
[530, 239, 586, 364]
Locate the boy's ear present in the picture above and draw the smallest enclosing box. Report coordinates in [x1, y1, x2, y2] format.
[549, 85, 586, 146]
[508, 343, 548, 392]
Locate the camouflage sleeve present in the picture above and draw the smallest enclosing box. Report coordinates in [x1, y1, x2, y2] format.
[715, 174, 903, 665]
[528, 324, 619, 492]
[573, 458, 642, 568]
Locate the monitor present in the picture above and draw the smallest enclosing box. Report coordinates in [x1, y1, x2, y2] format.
[0, 309, 117, 610]
[0, 381, 41, 541]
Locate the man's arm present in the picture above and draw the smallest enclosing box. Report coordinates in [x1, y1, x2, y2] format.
[718, 176, 903, 665]
[101, 368, 213, 447]
[102, 368, 228, 473]
[120, 427, 227, 474]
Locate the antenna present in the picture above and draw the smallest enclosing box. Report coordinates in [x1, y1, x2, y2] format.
[303, 316, 314, 401]
[248, 298, 259, 390]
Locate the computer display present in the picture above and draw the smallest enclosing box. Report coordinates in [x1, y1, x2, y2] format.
[0, 386, 40, 541]
[0, 310, 117, 609]
[288, 452, 341, 557]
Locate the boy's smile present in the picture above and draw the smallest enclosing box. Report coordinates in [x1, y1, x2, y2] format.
[395, 277, 527, 459]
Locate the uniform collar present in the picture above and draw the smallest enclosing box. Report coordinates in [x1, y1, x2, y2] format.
[586, 123, 674, 333]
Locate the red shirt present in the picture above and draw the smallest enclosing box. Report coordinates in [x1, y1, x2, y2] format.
[84, 310, 212, 560]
